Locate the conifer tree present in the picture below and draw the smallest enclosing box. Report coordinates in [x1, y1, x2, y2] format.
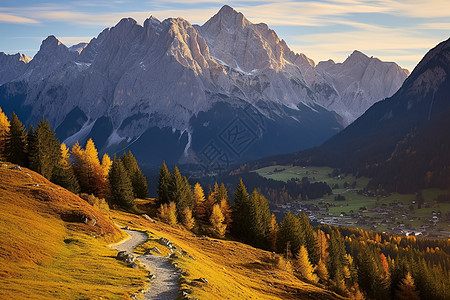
[232, 178, 250, 239]
[277, 212, 304, 257]
[299, 212, 319, 264]
[169, 166, 193, 213]
[121, 151, 148, 198]
[109, 155, 134, 208]
[0, 107, 10, 159]
[167, 201, 177, 226]
[27, 119, 61, 179]
[193, 182, 207, 221]
[5, 112, 27, 166]
[248, 189, 271, 248]
[51, 143, 80, 193]
[157, 161, 171, 205]
[219, 198, 233, 233]
[101, 154, 112, 177]
[181, 207, 195, 231]
[395, 272, 420, 300]
[210, 203, 226, 238]
[268, 213, 278, 252]
[316, 258, 330, 283]
[297, 245, 319, 283]
[26, 125, 38, 170]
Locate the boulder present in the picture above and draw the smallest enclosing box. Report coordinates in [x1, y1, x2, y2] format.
[142, 214, 156, 223]
[10, 165, 22, 171]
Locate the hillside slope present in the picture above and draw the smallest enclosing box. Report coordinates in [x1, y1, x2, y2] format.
[113, 210, 342, 300]
[0, 164, 146, 299]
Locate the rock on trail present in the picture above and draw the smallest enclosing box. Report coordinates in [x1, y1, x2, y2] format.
[111, 228, 180, 300]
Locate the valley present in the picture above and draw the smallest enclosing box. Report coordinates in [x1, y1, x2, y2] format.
[255, 165, 450, 239]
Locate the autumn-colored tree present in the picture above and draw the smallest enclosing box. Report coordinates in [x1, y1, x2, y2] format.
[316, 258, 329, 283]
[167, 201, 177, 226]
[317, 229, 329, 262]
[5, 112, 27, 166]
[51, 143, 80, 193]
[210, 203, 226, 238]
[181, 207, 195, 231]
[395, 272, 420, 300]
[297, 245, 319, 283]
[193, 182, 207, 221]
[380, 253, 390, 280]
[219, 198, 232, 233]
[268, 213, 278, 252]
[158, 203, 169, 222]
[101, 154, 112, 177]
[299, 212, 318, 264]
[71, 139, 107, 197]
[0, 107, 10, 159]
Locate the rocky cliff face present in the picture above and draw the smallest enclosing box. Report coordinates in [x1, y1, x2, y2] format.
[0, 5, 408, 169]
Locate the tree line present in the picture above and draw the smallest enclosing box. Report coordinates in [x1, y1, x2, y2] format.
[0, 108, 148, 208]
[156, 162, 450, 299]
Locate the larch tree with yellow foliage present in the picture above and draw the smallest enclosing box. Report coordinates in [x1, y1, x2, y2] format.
[296, 245, 319, 283]
[51, 143, 80, 193]
[71, 139, 109, 198]
[268, 213, 278, 252]
[158, 201, 178, 226]
[395, 272, 420, 300]
[210, 203, 226, 238]
[181, 207, 195, 231]
[0, 107, 10, 159]
[193, 182, 207, 221]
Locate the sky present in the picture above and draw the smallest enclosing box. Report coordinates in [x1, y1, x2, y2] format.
[0, 0, 449, 71]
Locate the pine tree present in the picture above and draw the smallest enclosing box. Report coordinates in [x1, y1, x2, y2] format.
[299, 212, 319, 264]
[157, 161, 171, 205]
[109, 155, 134, 208]
[181, 207, 195, 231]
[169, 166, 192, 213]
[0, 107, 10, 159]
[277, 212, 304, 257]
[248, 189, 272, 248]
[27, 119, 61, 179]
[193, 182, 207, 221]
[395, 272, 420, 300]
[210, 203, 226, 238]
[121, 151, 148, 198]
[51, 143, 80, 193]
[5, 112, 27, 166]
[297, 245, 319, 283]
[231, 178, 250, 239]
[26, 125, 38, 171]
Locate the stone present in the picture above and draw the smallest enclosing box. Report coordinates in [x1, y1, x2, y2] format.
[10, 165, 22, 171]
[142, 214, 156, 222]
[129, 262, 139, 269]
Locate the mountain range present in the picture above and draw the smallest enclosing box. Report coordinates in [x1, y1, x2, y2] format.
[253, 37, 450, 193]
[0, 5, 408, 171]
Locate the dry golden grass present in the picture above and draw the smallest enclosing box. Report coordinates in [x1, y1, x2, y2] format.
[0, 164, 146, 299]
[112, 208, 342, 300]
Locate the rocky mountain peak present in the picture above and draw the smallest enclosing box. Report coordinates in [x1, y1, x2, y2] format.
[344, 50, 370, 64]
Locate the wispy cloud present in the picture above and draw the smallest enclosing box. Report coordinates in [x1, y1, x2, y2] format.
[0, 12, 38, 24]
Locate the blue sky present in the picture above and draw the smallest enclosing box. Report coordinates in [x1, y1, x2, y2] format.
[0, 0, 449, 71]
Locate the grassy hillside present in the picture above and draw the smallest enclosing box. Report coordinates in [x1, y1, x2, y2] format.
[112, 208, 342, 300]
[0, 163, 146, 299]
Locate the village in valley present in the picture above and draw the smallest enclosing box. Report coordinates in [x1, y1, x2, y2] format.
[256, 165, 450, 239]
